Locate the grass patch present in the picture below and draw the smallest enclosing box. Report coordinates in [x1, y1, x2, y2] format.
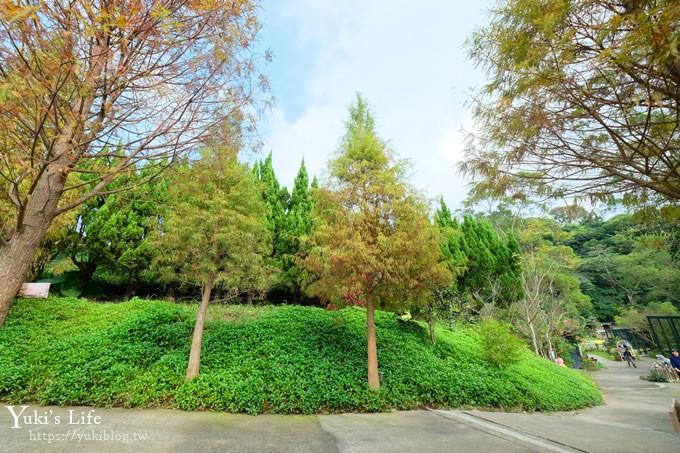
[181, 301, 276, 323]
[0, 297, 602, 414]
[586, 350, 615, 361]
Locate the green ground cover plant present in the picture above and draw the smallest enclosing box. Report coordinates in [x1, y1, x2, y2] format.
[586, 350, 613, 361]
[0, 297, 602, 414]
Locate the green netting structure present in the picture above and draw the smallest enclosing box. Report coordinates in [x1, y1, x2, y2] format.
[648, 316, 680, 354]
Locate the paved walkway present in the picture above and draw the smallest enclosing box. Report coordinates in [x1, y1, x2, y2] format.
[1, 355, 678, 452]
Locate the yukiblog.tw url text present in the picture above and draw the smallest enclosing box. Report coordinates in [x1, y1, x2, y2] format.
[29, 429, 150, 444]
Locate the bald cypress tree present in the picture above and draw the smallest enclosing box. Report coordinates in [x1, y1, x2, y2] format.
[303, 95, 450, 389]
[153, 148, 272, 380]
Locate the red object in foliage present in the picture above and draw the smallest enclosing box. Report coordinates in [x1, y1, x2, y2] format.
[342, 292, 365, 307]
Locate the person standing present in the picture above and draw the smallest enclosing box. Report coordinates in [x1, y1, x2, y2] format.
[622, 348, 636, 368]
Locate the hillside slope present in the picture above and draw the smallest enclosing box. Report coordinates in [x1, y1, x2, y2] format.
[0, 298, 602, 414]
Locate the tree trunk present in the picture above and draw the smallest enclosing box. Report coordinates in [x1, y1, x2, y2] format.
[185, 277, 214, 381]
[366, 291, 380, 390]
[528, 320, 540, 356]
[164, 284, 175, 301]
[124, 272, 137, 300]
[546, 330, 554, 361]
[427, 313, 437, 345]
[0, 232, 46, 327]
[529, 324, 540, 355]
[0, 171, 64, 328]
[73, 258, 97, 293]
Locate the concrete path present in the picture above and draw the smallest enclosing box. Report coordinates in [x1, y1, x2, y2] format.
[1, 355, 678, 452]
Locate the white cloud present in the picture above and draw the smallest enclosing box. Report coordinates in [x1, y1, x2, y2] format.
[439, 129, 467, 163]
[261, 104, 343, 188]
[258, 0, 491, 211]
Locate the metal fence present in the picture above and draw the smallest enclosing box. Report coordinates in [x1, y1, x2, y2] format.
[604, 327, 647, 350]
[647, 316, 680, 354]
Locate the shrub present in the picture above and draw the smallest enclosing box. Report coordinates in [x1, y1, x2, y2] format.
[478, 318, 525, 368]
[644, 370, 669, 383]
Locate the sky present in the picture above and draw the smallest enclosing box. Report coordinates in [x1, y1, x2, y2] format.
[254, 0, 493, 212]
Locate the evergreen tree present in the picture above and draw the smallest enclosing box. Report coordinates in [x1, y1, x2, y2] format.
[252, 160, 261, 182]
[152, 147, 272, 380]
[303, 95, 450, 389]
[89, 166, 168, 296]
[277, 159, 315, 301]
[256, 152, 289, 260]
[434, 197, 456, 229]
[61, 165, 168, 295]
[457, 216, 522, 313]
[418, 198, 468, 340]
[63, 196, 104, 293]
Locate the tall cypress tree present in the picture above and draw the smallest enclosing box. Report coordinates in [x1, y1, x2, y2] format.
[256, 152, 288, 260]
[286, 158, 314, 250]
[419, 198, 468, 339]
[457, 215, 522, 309]
[303, 94, 450, 389]
[277, 159, 315, 301]
[153, 148, 272, 379]
[434, 197, 456, 229]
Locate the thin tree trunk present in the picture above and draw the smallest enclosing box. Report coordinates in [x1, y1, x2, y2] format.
[185, 277, 214, 381]
[366, 291, 380, 390]
[124, 272, 136, 300]
[528, 320, 540, 356]
[427, 313, 436, 345]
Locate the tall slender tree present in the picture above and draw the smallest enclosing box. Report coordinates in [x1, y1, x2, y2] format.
[277, 158, 315, 301]
[256, 152, 289, 260]
[420, 198, 468, 339]
[152, 147, 272, 380]
[303, 95, 450, 389]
